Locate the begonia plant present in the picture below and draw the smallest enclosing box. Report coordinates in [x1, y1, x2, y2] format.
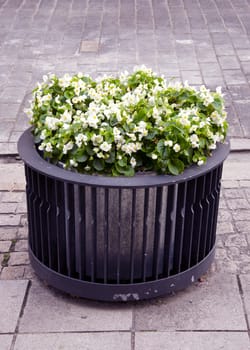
[26, 66, 228, 176]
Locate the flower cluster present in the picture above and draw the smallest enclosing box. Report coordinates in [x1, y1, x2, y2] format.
[26, 66, 228, 176]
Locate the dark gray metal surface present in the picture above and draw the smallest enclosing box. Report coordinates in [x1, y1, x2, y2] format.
[18, 129, 229, 301]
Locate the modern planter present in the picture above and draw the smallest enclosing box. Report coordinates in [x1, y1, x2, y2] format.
[18, 128, 229, 302]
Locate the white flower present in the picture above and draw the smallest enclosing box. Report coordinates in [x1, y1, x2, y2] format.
[70, 159, 78, 167]
[190, 134, 199, 148]
[209, 143, 216, 150]
[164, 140, 173, 147]
[130, 157, 137, 168]
[97, 152, 104, 158]
[55, 95, 60, 104]
[61, 110, 72, 123]
[40, 130, 47, 140]
[58, 73, 71, 89]
[100, 142, 112, 152]
[216, 86, 223, 96]
[87, 114, 99, 128]
[173, 144, 181, 152]
[45, 142, 53, 152]
[63, 141, 74, 154]
[197, 160, 204, 166]
[91, 134, 103, 146]
[75, 133, 88, 147]
[152, 154, 158, 159]
[38, 142, 45, 151]
[24, 108, 33, 119]
[45, 116, 59, 130]
[72, 97, 79, 104]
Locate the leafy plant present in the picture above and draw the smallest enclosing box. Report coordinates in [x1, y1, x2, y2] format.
[26, 66, 228, 176]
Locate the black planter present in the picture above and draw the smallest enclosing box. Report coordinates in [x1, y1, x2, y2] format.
[18, 128, 229, 301]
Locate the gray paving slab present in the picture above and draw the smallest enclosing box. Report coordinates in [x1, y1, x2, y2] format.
[0, 0, 249, 148]
[223, 153, 250, 181]
[14, 333, 131, 350]
[19, 280, 133, 333]
[0, 280, 28, 333]
[0, 164, 25, 191]
[239, 275, 250, 318]
[0, 335, 13, 350]
[134, 331, 250, 350]
[134, 273, 247, 331]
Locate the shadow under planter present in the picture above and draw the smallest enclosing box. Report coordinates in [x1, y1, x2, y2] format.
[18, 128, 229, 302]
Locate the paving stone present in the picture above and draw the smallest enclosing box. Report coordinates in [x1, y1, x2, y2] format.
[14, 333, 131, 350]
[216, 221, 234, 235]
[223, 159, 250, 181]
[135, 332, 250, 350]
[0, 266, 25, 280]
[0, 335, 13, 350]
[14, 240, 28, 252]
[0, 164, 25, 191]
[19, 280, 133, 332]
[16, 201, 27, 214]
[224, 234, 248, 248]
[134, 273, 247, 331]
[0, 143, 17, 155]
[239, 275, 250, 317]
[236, 49, 250, 61]
[0, 214, 21, 226]
[218, 56, 241, 70]
[217, 209, 232, 222]
[17, 227, 28, 239]
[240, 180, 250, 188]
[222, 180, 240, 188]
[8, 252, 29, 266]
[1, 192, 24, 203]
[230, 138, 250, 151]
[223, 69, 247, 85]
[235, 221, 250, 234]
[232, 210, 250, 221]
[0, 240, 11, 253]
[0, 202, 17, 214]
[223, 188, 245, 199]
[0, 280, 28, 333]
[227, 198, 250, 210]
[0, 227, 17, 240]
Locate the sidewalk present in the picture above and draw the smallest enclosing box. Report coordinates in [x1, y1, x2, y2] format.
[0, 0, 250, 349]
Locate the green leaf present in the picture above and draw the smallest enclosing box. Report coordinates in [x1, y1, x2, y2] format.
[86, 145, 95, 156]
[118, 158, 127, 167]
[64, 90, 74, 99]
[123, 167, 135, 176]
[76, 154, 88, 162]
[167, 159, 184, 175]
[105, 151, 115, 164]
[156, 139, 165, 157]
[93, 159, 105, 171]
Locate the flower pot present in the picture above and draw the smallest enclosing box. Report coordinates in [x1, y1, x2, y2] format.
[18, 128, 229, 301]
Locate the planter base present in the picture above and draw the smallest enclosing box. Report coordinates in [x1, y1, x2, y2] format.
[29, 245, 215, 302]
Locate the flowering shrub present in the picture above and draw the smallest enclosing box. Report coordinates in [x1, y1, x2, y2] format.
[26, 66, 228, 176]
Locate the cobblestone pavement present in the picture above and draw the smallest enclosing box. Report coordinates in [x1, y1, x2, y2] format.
[1, 0, 250, 155]
[1, 0, 250, 349]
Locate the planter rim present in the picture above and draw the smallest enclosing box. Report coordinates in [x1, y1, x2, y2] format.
[18, 127, 230, 188]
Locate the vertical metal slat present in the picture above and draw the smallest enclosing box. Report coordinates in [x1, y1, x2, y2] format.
[152, 187, 163, 279]
[173, 182, 187, 274]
